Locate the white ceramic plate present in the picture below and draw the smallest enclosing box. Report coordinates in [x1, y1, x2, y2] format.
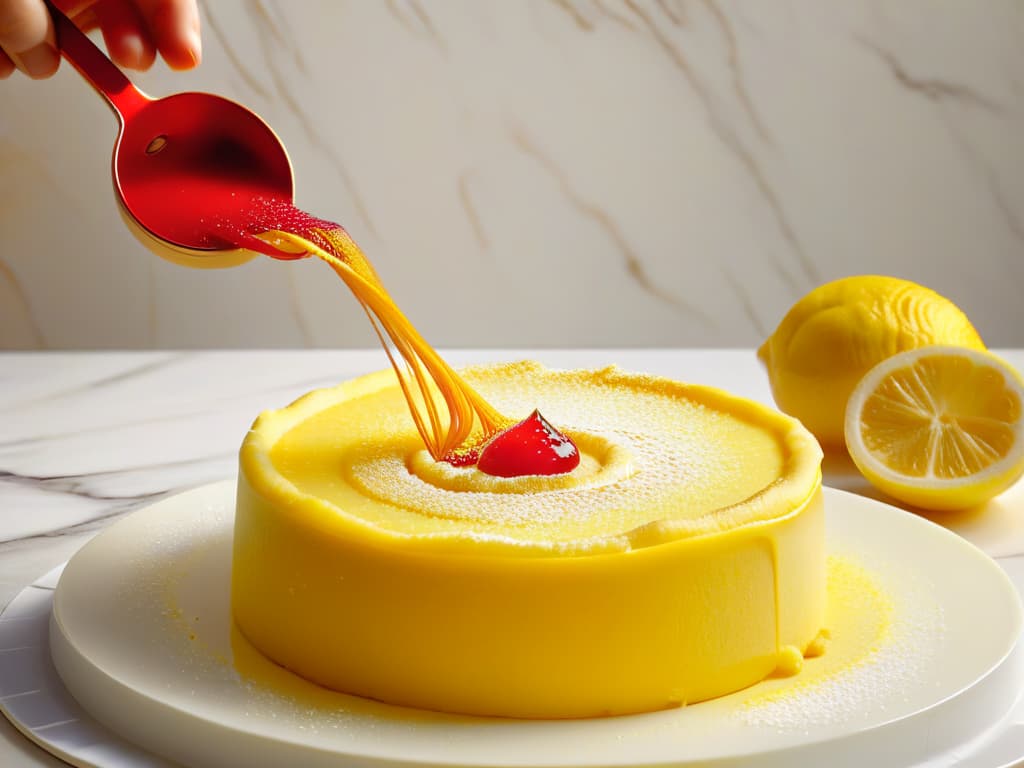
[5, 482, 1024, 767]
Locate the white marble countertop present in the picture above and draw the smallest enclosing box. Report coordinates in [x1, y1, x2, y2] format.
[2, 348, 1023, 767]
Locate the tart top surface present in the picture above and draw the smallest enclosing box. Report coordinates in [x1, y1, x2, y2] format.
[242, 362, 822, 556]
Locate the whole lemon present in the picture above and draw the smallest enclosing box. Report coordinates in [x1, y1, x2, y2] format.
[758, 275, 985, 450]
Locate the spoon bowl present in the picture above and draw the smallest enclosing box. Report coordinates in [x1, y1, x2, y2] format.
[115, 92, 294, 267]
[50, 3, 294, 267]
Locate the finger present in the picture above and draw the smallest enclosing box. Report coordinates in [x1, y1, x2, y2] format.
[0, 0, 59, 78]
[68, 5, 100, 33]
[93, 0, 155, 70]
[54, 0, 101, 17]
[0, 49, 15, 78]
[134, 0, 200, 70]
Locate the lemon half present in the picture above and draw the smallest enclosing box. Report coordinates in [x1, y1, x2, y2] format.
[845, 346, 1024, 511]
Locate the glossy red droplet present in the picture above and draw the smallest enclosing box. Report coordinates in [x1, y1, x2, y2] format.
[476, 410, 580, 478]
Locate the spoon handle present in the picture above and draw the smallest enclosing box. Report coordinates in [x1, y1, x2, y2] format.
[46, 1, 150, 123]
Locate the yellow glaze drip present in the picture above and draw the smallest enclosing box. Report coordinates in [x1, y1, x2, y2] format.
[742, 556, 891, 713]
[233, 363, 826, 717]
[804, 628, 831, 658]
[774, 645, 804, 677]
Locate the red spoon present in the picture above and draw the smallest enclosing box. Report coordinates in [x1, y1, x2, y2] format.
[49, 3, 297, 267]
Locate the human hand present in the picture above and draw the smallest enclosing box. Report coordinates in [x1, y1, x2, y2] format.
[1, 0, 201, 80]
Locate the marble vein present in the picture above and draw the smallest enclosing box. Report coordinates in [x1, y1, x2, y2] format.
[621, 0, 817, 290]
[0, 492, 143, 546]
[858, 37, 1004, 114]
[408, 0, 447, 52]
[0, 370, 343, 450]
[1, 518, 114, 546]
[266, 0, 309, 74]
[0, 354, 186, 414]
[549, 0, 593, 31]
[245, 0, 379, 238]
[855, 36, 1021, 269]
[385, 0, 447, 52]
[201, 2, 273, 100]
[939, 115, 1024, 272]
[0, 449, 236, 542]
[0, 257, 44, 350]
[0, 467, 192, 505]
[988, 176, 1024, 245]
[654, 0, 684, 26]
[721, 266, 768, 338]
[385, 0, 419, 35]
[509, 124, 712, 325]
[457, 172, 490, 251]
[698, 0, 772, 143]
[591, 0, 638, 31]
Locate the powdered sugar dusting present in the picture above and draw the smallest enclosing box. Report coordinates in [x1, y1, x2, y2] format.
[739, 553, 946, 730]
[333, 365, 788, 544]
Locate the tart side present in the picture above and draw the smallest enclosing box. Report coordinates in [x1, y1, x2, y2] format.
[233, 362, 825, 717]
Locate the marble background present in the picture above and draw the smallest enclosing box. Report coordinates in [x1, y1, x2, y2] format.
[0, 0, 1021, 350]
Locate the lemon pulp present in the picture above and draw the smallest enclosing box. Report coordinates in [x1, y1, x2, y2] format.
[846, 346, 1024, 510]
[233, 362, 826, 717]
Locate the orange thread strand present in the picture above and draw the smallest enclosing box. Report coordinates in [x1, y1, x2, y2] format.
[262, 228, 506, 460]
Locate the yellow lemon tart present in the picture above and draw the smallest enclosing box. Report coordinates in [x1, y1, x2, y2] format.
[233, 361, 825, 718]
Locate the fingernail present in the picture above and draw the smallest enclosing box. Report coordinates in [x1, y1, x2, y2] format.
[119, 33, 147, 69]
[188, 30, 202, 66]
[9, 43, 59, 79]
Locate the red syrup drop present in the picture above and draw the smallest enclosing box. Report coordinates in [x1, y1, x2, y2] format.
[474, 410, 580, 478]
